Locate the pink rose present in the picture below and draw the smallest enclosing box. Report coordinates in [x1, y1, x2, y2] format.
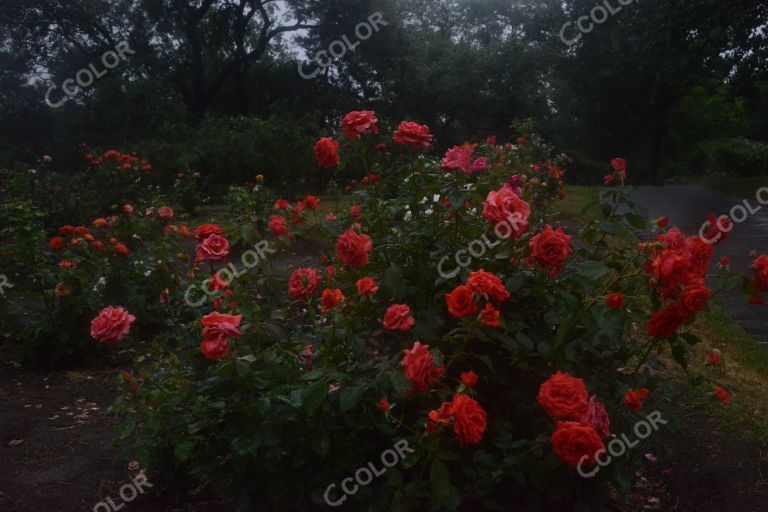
[482, 185, 531, 238]
[579, 395, 611, 439]
[90, 306, 136, 345]
[195, 233, 230, 263]
[440, 144, 475, 174]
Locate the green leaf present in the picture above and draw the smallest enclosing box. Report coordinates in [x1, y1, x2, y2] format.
[383, 265, 409, 299]
[339, 385, 364, 412]
[302, 380, 327, 412]
[430, 459, 452, 503]
[680, 333, 702, 346]
[671, 343, 688, 369]
[576, 261, 611, 281]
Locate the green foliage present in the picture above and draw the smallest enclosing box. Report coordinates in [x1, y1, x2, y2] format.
[113, 128, 723, 511]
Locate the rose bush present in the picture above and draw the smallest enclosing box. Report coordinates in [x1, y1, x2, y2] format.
[101, 113, 761, 511]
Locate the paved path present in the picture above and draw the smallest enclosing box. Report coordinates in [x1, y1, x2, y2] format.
[631, 185, 768, 340]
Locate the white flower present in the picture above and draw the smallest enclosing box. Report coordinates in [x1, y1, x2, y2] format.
[432, 194, 440, 203]
[403, 211, 413, 221]
[425, 208, 434, 216]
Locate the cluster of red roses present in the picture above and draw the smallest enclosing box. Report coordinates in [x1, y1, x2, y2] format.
[286, 225, 375, 310]
[537, 372, 610, 468]
[85, 149, 151, 172]
[394, 342, 488, 447]
[269, 195, 322, 238]
[445, 270, 509, 327]
[50, 221, 134, 272]
[313, 110, 434, 170]
[749, 254, 768, 304]
[642, 227, 715, 338]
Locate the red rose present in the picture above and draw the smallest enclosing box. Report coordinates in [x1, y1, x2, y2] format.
[579, 395, 610, 439]
[200, 336, 230, 359]
[536, 371, 589, 419]
[624, 388, 649, 411]
[551, 421, 605, 468]
[114, 243, 130, 256]
[450, 394, 488, 447]
[341, 110, 379, 140]
[302, 195, 320, 210]
[208, 272, 229, 291]
[440, 144, 475, 174]
[274, 199, 289, 210]
[752, 255, 768, 292]
[336, 227, 373, 268]
[713, 386, 730, 405]
[482, 186, 531, 238]
[605, 292, 625, 309]
[314, 137, 340, 169]
[195, 233, 230, 263]
[268, 215, 289, 237]
[719, 256, 730, 267]
[445, 285, 477, 318]
[59, 258, 77, 269]
[401, 341, 444, 393]
[529, 225, 573, 277]
[321, 288, 344, 312]
[193, 223, 225, 240]
[50, 236, 65, 250]
[356, 277, 378, 296]
[383, 304, 415, 331]
[288, 268, 320, 300]
[686, 236, 714, 275]
[467, 270, 510, 303]
[92, 218, 108, 228]
[479, 303, 500, 327]
[349, 204, 363, 219]
[59, 225, 75, 236]
[707, 351, 721, 365]
[392, 121, 433, 149]
[702, 212, 731, 245]
[378, 399, 390, 412]
[460, 370, 478, 388]
[201, 312, 242, 339]
[656, 216, 669, 228]
[611, 158, 627, 172]
[646, 304, 686, 338]
[157, 206, 174, 219]
[681, 284, 710, 316]
[651, 250, 692, 297]
[90, 306, 136, 345]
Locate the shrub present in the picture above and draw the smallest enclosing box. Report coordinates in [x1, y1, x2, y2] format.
[108, 114, 750, 511]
